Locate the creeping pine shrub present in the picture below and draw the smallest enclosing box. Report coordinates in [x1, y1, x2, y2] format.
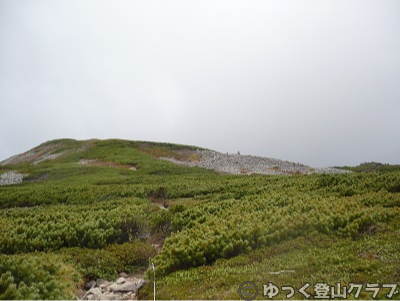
[60, 241, 156, 280]
[149, 209, 173, 237]
[105, 241, 157, 271]
[60, 247, 120, 280]
[0, 253, 77, 300]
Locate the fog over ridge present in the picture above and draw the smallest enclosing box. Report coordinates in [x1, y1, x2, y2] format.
[1, 0, 399, 167]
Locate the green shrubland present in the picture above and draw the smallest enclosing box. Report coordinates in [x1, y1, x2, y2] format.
[0, 139, 399, 299]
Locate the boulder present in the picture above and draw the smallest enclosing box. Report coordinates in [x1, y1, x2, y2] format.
[84, 280, 96, 290]
[109, 281, 137, 293]
[118, 272, 128, 278]
[116, 277, 126, 284]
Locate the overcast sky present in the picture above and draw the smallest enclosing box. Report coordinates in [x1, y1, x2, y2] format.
[1, 1, 399, 167]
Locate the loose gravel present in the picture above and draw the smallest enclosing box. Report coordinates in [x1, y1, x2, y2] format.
[1, 148, 349, 186]
[161, 150, 349, 175]
[0, 171, 27, 185]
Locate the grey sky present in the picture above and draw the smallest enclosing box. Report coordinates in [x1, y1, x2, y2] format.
[1, 0, 399, 167]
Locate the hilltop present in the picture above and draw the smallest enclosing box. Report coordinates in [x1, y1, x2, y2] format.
[0, 138, 399, 300]
[0, 138, 347, 186]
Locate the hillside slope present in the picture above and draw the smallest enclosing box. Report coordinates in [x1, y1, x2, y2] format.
[1, 138, 346, 186]
[0, 139, 399, 300]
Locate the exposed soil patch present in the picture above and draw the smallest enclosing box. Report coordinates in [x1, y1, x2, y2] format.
[137, 142, 201, 162]
[1, 144, 62, 165]
[1, 139, 96, 166]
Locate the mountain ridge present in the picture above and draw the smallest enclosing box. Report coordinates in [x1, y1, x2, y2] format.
[0, 138, 347, 184]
